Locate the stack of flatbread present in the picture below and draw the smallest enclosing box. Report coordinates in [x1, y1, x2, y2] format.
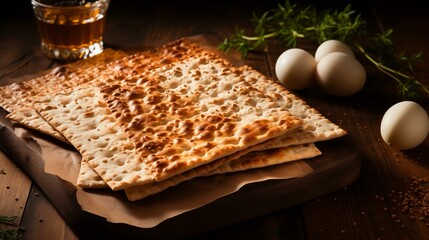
[0, 38, 346, 201]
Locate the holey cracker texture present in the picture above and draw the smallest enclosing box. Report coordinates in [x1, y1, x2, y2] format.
[122, 62, 347, 201]
[0, 49, 129, 142]
[0, 48, 127, 114]
[5, 37, 347, 200]
[238, 65, 347, 144]
[124, 142, 321, 201]
[35, 88, 155, 190]
[34, 55, 303, 191]
[1, 38, 207, 141]
[98, 54, 304, 183]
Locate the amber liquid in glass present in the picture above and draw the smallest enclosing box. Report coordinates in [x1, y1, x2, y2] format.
[36, 16, 105, 50]
[32, 0, 109, 61]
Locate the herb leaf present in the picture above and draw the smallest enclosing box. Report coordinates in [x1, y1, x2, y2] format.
[219, 0, 428, 99]
[0, 216, 25, 240]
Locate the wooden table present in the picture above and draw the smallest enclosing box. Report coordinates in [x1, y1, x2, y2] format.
[1, 0, 428, 239]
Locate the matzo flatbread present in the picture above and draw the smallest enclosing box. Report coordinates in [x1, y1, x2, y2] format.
[6, 110, 69, 143]
[2, 38, 346, 146]
[124, 143, 320, 201]
[0, 48, 128, 113]
[97, 54, 303, 183]
[36, 59, 303, 189]
[121, 48, 346, 201]
[238, 65, 347, 143]
[206, 143, 321, 175]
[0, 48, 129, 140]
[126, 40, 346, 147]
[77, 160, 106, 189]
[35, 87, 155, 190]
[1, 38, 227, 141]
[78, 128, 314, 190]
[95, 39, 346, 196]
[4, 37, 346, 200]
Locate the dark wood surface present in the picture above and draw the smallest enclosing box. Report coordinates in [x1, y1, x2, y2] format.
[1, 1, 429, 239]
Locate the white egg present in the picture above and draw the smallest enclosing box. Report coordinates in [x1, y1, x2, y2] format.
[275, 48, 316, 90]
[316, 52, 366, 97]
[315, 39, 355, 62]
[380, 101, 429, 150]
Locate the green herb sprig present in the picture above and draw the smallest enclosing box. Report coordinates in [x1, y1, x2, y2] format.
[0, 216, 25, 240]
[219, 1, 428, 99]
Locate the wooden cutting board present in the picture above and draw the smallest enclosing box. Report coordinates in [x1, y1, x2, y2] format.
[0, 107, 360, 239]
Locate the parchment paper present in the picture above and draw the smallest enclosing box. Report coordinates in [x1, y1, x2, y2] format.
[14, 127, 313, 228]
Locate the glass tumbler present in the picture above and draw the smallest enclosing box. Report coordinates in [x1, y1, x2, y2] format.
[31, 0, 110, 62]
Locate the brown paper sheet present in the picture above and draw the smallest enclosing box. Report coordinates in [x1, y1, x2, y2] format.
[14, 127, 313, 228]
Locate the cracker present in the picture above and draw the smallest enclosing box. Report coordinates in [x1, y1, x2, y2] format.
[0, 48, 128, 113]
[98, 54, 303, 183]
[0, 48, 129, 140]
[93, 39, 347, 198]
[77, 160, 107, 189]
[80, 128, 306, 190]
[1, 38, 220, 141]
[237, 65, 347, 143]
[35, 87, 155, 190]
[122, 51, 346, 201]
[3, 37, 346, 200]
[6, 110, 69, 143]
[124, 143, 320, 201]
[206, 143, 321, 175]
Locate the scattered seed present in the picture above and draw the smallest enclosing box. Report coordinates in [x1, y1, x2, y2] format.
[389, 176, 428, 224]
